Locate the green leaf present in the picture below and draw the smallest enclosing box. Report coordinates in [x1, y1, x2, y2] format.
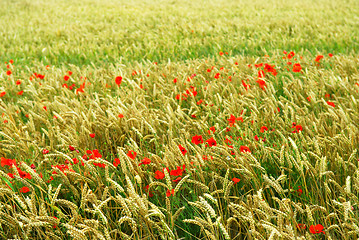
[1, 177, 14, 191]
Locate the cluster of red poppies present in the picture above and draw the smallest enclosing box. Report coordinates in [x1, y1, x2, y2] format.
[297, 223, 325, 235]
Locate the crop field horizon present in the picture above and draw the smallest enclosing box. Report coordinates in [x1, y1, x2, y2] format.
[1, 0, 359, 239]
[1, 0, 359, 66]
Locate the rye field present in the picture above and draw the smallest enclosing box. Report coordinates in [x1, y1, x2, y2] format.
[0, 0, 359, 239]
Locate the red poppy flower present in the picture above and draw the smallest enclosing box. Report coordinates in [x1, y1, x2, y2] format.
[287, 51, 295, 59]
[307, 96, 311, 102]
[295, 125, 303, 132]
[242, 80, 250, 90]
[264, 63, 277, 76]
[205, 137, 217, 147]
[227, 114, 243, 127]
[73, 158, 79, 164]
[0, 92, 6, 97]
[91, 150, 102, 159]
[127, 150, 137, 160]
[166, 189, 175, 197]
[52, 216, 58, 229]
[292, 63, 302, 72]
[260, 126, 268, 133]
[173, 177, 182, 183]
[309, 224, 325, 234]
[297, 186, 303, 196]
[52, 164, 69, 173]
[240, 146, 251, 153]
[170, 165, 186, 176]
[297, 224, 306, 230]
[214, 73, 220, 79]
[179, 145, 188, 155]
[191, 135, 203, 145]
[196, 99, 204, 105]
[144, 185, 154, 197]
[315, 55, 324, 62]
[255, 63, 263, 68]
[256, 79, 266, 90]
[258, 70, 265, 79]
[208, 126, 216, 134]
[17, 168, 32, 179]
[89, 133, 95, 138]
[254, 135, 259, 141]
[47, 176, 54, 183]
[19, 186, 30, 193]
[82, 154, 89, 161]
[16, 80, 21, 85]
[93, 162, 106, 168]
[43, 149, 49, 154]
[154, 170, 165, 179]
[328, 53, 333, 57]
[185, 88, 197, 97]
[219, 51, 224, 56]
[1, 157, 16, 167]
[113, 158, 120, 167]
[139, 158, 151, 166]
[64, 75, 70, 81]
[17, 90, 24, 95]
[68, 71, 73, 76]
[89, 151, 102, 160]
[76, 81, 85, 94]
[6, 70, 12, 76]
[232, 177, 240, 185]
[118, 114, 124, 118]
[69, 145, 75, 151]
[327, 101, 335, 107]
[115, 76, 122, 86]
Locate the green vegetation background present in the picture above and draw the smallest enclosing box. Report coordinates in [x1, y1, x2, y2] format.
[1, 0, 358, 66]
